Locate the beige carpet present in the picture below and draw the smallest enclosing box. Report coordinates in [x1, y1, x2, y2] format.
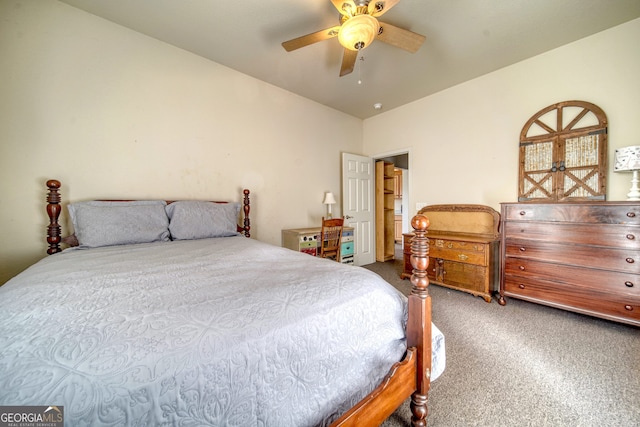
[364, 247, 639, 427]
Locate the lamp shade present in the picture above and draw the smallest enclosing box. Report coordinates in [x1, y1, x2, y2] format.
[338, 14, 379, 51]
[614, 146, 640, 171]
[323, 192, 337, 205]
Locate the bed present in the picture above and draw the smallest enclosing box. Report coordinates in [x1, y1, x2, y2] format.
[0, 179, 444, 426]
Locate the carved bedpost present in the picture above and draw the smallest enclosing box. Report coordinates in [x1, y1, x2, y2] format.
[242, 189, 251, 238]
[408, 214, 431, 427]
[46, 179, 62, 255]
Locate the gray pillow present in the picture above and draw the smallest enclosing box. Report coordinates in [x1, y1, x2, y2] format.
[166, 201, 240, 240]
[68, 200, 170, 248]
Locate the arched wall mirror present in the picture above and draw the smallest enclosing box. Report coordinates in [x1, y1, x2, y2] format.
[519, 100, 608, 202]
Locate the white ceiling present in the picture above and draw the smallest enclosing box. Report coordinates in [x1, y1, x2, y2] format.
[59, 0, 640, 119]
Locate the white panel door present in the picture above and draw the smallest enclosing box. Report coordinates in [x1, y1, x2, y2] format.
[341, 153, 375, 266]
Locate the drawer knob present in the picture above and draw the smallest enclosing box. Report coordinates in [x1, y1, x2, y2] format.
[624, 305, 633, 311]
[627, 212, 636, 218]
[519, 265, 526, 271]
[519, 247, 526, 252]
[518, 284, 525, 289]
[624, 281, 634, 288]
[626, 234, 636, 240]
[519, 211, 526, 216]
[458, 254, 469, 261]
[626, 258, 635, 264]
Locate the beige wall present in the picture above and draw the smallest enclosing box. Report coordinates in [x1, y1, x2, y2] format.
[2, 2, 638, 285]
[363, 18, 640, 217]
[0, 1, 362, 284]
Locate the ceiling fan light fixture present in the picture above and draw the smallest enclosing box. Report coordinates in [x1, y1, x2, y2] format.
[338, 14, 379, 51]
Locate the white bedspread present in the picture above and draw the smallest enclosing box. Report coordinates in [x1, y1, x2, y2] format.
[0, 236, 444, 426]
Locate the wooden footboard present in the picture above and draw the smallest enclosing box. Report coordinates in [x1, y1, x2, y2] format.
[332, 214, 432, 427]
[45, 179, 252, 253]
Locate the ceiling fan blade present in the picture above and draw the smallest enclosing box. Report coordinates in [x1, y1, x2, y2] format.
[282, 26, 341, 52]
[368, 0, 401, 17]
[331, 0, 358, 17]
[376, 21, 425, 53]
[340, 48, 358, 76]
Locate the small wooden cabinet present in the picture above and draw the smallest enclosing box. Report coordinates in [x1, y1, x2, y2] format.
[499, 202, 640, 326]
[402, 205, 500, 303]
[395, 215, 402, 243]
[394, 169, 403, 199]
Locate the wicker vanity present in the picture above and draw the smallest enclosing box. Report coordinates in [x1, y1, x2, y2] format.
[403, 204, 500, 303]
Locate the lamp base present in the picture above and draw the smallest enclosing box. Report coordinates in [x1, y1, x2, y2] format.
[627, 170, 640, 201]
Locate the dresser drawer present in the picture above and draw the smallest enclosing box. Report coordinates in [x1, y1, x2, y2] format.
[503, 257, 640, 295]
[503, 203, 640, 225]
[300, 241, 317, 249]
[503, 221, 640, 249]
[428, 257, 488, 292]
[503, 277, 640, 322]
[504, 241, 639, 273]
[430, 239, 487, 266]
[341, 241, 354, 256]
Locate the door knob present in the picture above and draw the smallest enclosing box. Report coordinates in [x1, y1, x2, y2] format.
[345, 215, 354, 219]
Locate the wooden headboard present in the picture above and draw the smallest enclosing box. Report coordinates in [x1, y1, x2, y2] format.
[45, 179, 251, 254]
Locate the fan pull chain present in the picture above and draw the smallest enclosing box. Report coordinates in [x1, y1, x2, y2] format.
[357, 51, 364, 85]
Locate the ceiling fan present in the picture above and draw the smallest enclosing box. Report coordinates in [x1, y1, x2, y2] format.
[282, 0, 426, 77]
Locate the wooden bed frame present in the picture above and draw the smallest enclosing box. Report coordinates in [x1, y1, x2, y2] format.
[44, 179, 433, 426]
[45, 180, 251, 253]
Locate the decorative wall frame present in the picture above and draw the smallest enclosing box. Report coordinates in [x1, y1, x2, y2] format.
[518, 100, 608, 202]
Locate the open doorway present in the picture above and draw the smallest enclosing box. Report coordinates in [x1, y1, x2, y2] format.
[375, 152, 409, 257]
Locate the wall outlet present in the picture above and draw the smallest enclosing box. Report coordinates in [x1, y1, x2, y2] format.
[416, 202, 428, 211]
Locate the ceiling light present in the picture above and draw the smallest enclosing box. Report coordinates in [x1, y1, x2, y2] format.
[373, 103, 382, 110]
[338, 14, 379, 51]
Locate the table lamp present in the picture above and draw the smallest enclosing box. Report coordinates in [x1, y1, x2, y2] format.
[614, 145, 640, 201]
[323, 192, 337, 218]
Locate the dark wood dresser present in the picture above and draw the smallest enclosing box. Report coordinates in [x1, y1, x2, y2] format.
[402, 205, 500, 303]
[499, 202, 640, 326]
